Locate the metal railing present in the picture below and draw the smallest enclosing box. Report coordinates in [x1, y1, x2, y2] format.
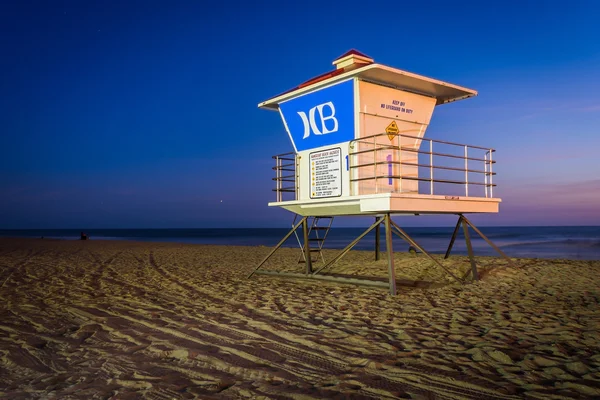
[349, 133, 496, 198]
[272, 152, 297, 202]
[271, 134, 496, 202]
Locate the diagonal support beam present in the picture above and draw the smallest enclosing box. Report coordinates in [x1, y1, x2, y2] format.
[312, 217, 384, 276]
[444, 214, 463, 259]
[390, 220, 464, 284]
[460, 215, 518, 268]
[247, 216, 307, 278]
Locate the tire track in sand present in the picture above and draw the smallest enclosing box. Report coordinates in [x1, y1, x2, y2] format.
[143, 250, 520, 399]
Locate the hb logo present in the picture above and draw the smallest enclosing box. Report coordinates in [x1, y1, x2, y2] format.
[297, 101, 339, 139]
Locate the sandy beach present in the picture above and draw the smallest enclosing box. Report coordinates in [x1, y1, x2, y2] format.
[0, 238, 599, 399]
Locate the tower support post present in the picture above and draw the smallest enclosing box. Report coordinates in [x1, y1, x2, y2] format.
[375, 216, 381, 261]
[461, 218, 479, 281]
[302, 217, 312, 274]
[384, 214, 397, 296]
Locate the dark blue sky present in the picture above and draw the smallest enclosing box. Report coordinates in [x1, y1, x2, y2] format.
[1, 0, 599, 228]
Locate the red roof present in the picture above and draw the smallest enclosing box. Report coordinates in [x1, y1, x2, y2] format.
[334, 49, 372, 61]
[272, 49, 374, 99]
[271, 68, 342, 98]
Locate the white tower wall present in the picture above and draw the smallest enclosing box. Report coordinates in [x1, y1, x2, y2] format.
[353, 81, 437, 196]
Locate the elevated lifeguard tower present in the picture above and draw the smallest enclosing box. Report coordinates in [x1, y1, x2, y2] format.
[249, 50, 515, 294]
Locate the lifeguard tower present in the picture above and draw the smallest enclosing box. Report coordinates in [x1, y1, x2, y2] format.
[249, 50, 515, 295]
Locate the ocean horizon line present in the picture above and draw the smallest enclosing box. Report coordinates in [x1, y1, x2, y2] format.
[1, 226, 599, 260]
[2, 225, 600, 230]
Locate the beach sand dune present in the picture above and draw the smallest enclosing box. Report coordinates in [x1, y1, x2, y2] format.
[0, 238, 599, 399]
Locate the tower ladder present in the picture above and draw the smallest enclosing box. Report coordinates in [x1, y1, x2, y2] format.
[293, 215, 334, 265]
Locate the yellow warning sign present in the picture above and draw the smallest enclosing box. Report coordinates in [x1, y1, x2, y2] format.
[386, 121, 399, 141]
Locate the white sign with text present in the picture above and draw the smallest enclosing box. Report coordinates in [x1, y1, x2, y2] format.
[309, 148, 342, 199]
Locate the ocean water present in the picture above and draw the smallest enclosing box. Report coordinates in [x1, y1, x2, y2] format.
[1, 226, 599, 260]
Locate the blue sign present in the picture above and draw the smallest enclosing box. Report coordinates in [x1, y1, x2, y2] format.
[279, 79, 355, 152]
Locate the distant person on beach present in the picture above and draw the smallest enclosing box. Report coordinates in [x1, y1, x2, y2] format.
[408, 245, 418, 255]
[80, 232, 88, 240]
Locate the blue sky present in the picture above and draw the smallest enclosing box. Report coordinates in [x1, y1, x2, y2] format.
[1, 0, 599, 228]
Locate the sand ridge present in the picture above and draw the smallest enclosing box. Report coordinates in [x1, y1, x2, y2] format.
[0, 238, 599, 399]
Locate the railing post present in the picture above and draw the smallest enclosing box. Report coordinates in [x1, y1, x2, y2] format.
[348, 143, 354, 196]
[429, 140, 433, 195]
[484, 151, 488, 198]
[398, 134, 402, 193]
[275, 156, 280, 202]
[464, 145, 469, 197]
[374, 137, 378, 194]
[294, 153, 298, 201]
[489, 150, 493, 198]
